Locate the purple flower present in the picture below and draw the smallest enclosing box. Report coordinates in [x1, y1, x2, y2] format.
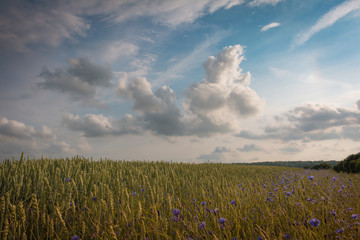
[285, 192, 291, 196]
[351, 214, 358, 219]
[336, 228, 344, 234]
[283, 233, 290, 239]
[211, 208, 219, 214]
[230, 200, 236, 205]
[348, 207, 353, 211]
[333, 177, 336, 181]
[172, 209, 180, 217]
[309, 218, 320, 227]
[330, 210, 336, 216]
[308, 176, 314, 180]
[171, 216, 178, 222]
[201, 201, 206, 206]
[140, 188, 145, 192]
[257, 235, 263, 240]
[92, 197, 97, 201]
[218, 218, 226, 224]
[306, 198, 311, 202]
[72, 236, 79, 240]
[199, 222, 206, 229]
[65, 177, 70, 182]
[131, 192, 136, 196]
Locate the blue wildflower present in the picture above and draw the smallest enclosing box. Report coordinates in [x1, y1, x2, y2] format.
[72, 236, 79, 240]
[230, 200, 236, 205]
[218, 218, 226, 224]
[283, 233, 290, 239]
[351, 214, 358, 219]
[336, 228, 344, 234]
[309, 218, 320, 227]
[131, 192, 136, 196]
[308, 176, 314, 180]
[92, 197, 97, 201]
[172, 209, 180, 217]
[199, 222, 206, 229]
[257, 235, 263, 240]
[65, 177, 70, 182]
[201, 201, 206, 206]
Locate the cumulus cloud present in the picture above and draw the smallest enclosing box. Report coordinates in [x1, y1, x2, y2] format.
[237, 101, 360, 142]
[117, 75, 185, 136]
[248, 0, 284, 7]
[294, 0, 360, 46]
[61, 45, 263, 138]
[261, 22, 280, 31]
[38, 58, 113, 105]
[62, 113, 141, 137]
[0, 116, 76, 158]
[184, 45, 264, 134]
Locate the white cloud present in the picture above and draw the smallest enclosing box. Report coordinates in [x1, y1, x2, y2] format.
[198, 146, 235, 162]
[261, 22, 280, 32]
[248, 0, 284, 7]
[0, 0, 246, 52]
[0, 116, 76, 158]
[102, 41, 139, 63]
[0, 1, 89, 53]
[237, 143, 263, 152]
[117, 75, 185, 136]
[62, 113, 141, 137]
[280, 142, 303, 154]
[294, 0, 360, 46]
[63, 45, 264, 138]
[236, 100, 360, 142]
[38, 58, 113, 106]
[184, 45, 264, 134]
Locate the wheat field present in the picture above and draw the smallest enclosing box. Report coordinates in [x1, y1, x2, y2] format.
[0, 155, 359, 239]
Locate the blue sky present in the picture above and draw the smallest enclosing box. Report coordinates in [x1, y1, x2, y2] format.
[1, 0, 360, 162]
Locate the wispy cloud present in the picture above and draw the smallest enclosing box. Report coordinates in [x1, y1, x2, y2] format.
[294, 0, 360, 46]
[248, 0, 284, 7]
[261, 22, 280, 32]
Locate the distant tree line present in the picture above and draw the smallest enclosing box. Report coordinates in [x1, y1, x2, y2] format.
[236, 160, 338, 169]
[235, 152, 360, 174]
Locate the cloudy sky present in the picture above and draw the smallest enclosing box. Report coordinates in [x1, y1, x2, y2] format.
[1, 0, 360, 162]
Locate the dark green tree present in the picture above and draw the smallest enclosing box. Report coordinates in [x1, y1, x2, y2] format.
[333, 152, 360, 173]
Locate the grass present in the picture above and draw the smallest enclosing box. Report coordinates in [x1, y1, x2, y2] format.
[0, 155, 359, 239]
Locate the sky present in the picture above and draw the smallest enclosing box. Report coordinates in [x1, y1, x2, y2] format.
[1, 0, 360, 163]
